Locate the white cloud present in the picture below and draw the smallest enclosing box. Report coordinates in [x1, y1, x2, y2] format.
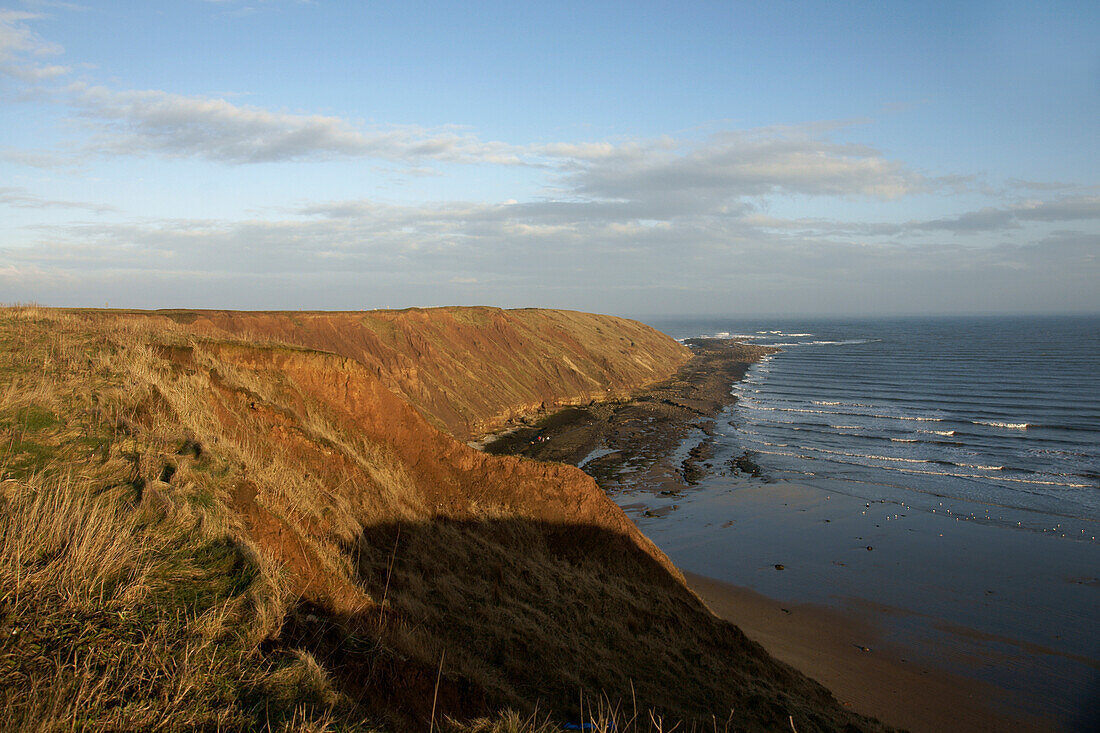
[0, 10, 58, 58]
[21, 2, 88, 11]
[65, 77, 929, 209]
[1015, 196, 1100, 222]
[7, 208, 1096, 314]
[0, 9, 933, 205]
[68, 83, 527, 165]
[0, 186, 115, 213]
[560, 128, 924, 207]
[907, 195, 1100, 233]
[0, 9, 69, 80]
[1006, 178, 1082, 192]
[9, 194, 1096, 298]
[745, 195, 1100, 238]
[3, 59, 68, 80]
[0, 147, 75, 168]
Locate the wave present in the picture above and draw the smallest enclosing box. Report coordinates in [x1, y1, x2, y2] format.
[781, 423, 924, 443]
[716, 332, 766, 340]
[982, 474, 1092, 488]
[751, 448, 1092, 488]
[811, 400, 876, 408]
[764, 338, 880, 347]
[975, 420, 1030, 430]
[1028, 423, 1100, 434]
[750, 405, 946, 422]
[920, 429, 957, 436]
[866, 412, 942, 422]
[813, 447, 933, 465]
[809, 448, 1008, 473]
[685, 332, 767, 341]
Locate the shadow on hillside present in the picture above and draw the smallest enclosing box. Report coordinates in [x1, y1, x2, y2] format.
[271, 516, 876, 733]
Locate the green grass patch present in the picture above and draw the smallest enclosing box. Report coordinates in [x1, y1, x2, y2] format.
[3, 439, 58, 478]
[1, 405, 61, 433]
[192, 537, 259, 601]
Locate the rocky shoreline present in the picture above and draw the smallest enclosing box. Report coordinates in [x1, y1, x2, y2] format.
[484, 338, 774, 493]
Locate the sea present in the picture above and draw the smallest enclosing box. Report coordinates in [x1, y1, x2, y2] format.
[644, 315, 1100, 539]
[631, 314, 1100, 723]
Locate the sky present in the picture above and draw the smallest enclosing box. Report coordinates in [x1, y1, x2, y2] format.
[1, 0, 1098, 317]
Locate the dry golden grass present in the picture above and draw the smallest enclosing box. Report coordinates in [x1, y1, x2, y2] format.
[0, 307, 371, 731]
[0, 467, 354, 731]
[0, 306, 590, 731]
[0, 307, 887, 732]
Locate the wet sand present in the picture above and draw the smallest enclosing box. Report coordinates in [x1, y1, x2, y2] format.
[684, 572, 1036, 733]
[636, 480, 1099, 731]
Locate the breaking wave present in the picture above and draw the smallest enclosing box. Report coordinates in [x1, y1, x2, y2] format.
[749, 448, 1091, 488]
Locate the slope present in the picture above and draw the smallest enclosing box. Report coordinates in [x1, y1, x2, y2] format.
[157, 307, 691, 439]
[0, 306, 888, 732]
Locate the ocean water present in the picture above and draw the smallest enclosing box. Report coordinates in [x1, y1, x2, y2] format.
[644, 315, 1100, 538]
[631, 315, 1100, 722]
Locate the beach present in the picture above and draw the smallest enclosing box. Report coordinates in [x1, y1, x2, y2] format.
[667, 482, 1099, 732]
[486, 328, 1100, 732]
[685, 571, 1029, 733]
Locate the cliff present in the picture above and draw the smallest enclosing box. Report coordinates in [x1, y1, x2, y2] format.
[159, 307, 692, 439]
[0, 306, 887, 731]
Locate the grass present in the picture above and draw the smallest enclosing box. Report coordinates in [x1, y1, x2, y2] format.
[0, 307, 362, 731]
[0, 306, 885, 732]
[0, 470, 346, 731]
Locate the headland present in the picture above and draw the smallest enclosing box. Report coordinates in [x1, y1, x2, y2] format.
[0, 306, 890, 732]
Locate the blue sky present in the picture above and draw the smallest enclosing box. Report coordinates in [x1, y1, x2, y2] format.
[1, 0, 1097, 315]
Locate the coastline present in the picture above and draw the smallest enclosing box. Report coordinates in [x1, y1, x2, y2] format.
[483, 338, 775, 488]
[4, 307, 899, 730]
[483, 336, 1100, 732]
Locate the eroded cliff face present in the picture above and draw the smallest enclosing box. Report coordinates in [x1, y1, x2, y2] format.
[160, 307, 691, 439]
[191, 340, 679, 587]
[152, 335, 862, 729]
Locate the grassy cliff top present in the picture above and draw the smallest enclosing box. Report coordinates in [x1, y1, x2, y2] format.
[0, 306, 887, 732]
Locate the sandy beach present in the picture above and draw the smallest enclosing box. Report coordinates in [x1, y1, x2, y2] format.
[684, 571, 1030, 732]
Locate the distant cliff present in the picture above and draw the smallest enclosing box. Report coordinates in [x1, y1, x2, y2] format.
[160, 307, 691, 439]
